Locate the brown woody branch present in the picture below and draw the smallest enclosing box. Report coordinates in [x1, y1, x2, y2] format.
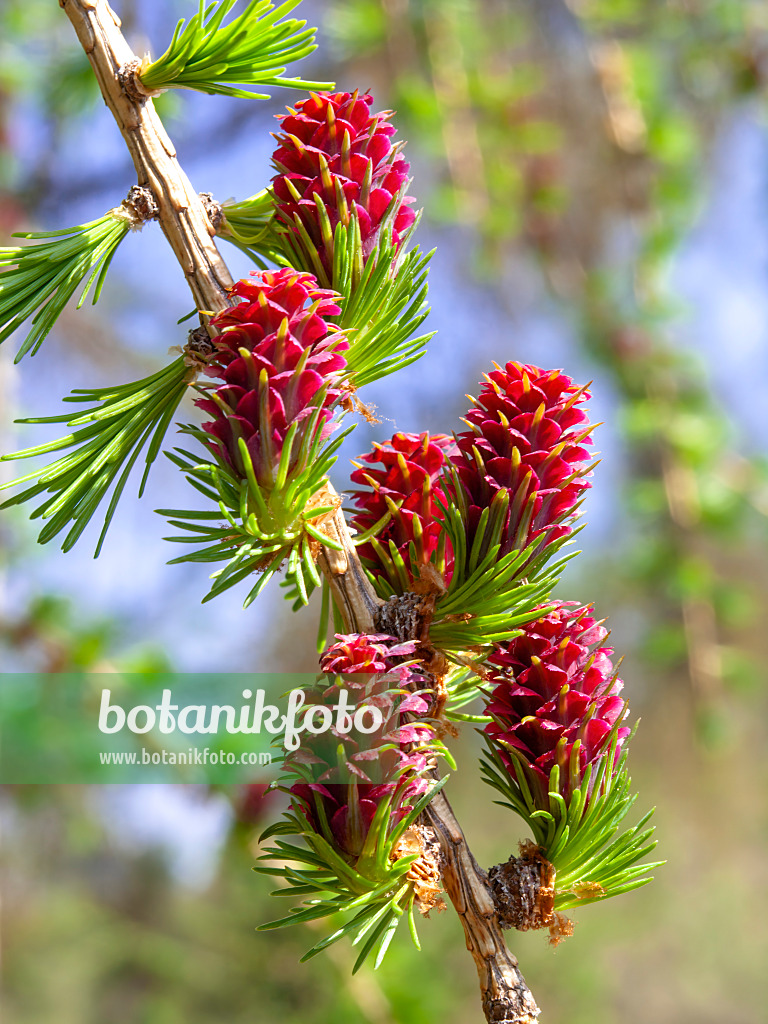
[59, 2, 539, 1020]
[423, 793, 540, 1023]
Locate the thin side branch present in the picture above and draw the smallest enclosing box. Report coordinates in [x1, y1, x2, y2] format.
[60, 0, 233, 315]
[60, 3, 540, 1019]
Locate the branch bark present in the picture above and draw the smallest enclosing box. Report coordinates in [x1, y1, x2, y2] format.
[424, 793, 540, 1024]
[315, 483, 384, 634]
[60, 3, 540, 1020]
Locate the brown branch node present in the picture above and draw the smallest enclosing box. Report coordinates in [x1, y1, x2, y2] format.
[489, 841, 573, 946]
[121, 184, 159, 225]
[199, 192, 224, 232]
[374, 565, 449, 677]
[183, 325, 217, 372]
[375, 590, 425, 641]
[374, 563, 447, 643]
[117, 56, 153, 103]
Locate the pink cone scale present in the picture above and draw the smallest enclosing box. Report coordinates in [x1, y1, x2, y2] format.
[320, 631, 421, 676]
[290, 632, 434, 861]
[484, 603, 631, 808]
[349, 432, 456, 590]
[452, 362, 594, 563]
[197, 268, 347, 486]
[272, 90, 416, 282]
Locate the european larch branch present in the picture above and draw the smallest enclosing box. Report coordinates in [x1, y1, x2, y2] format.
[60, 2, 540, 1020]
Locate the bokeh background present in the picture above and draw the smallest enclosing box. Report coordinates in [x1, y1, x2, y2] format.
[2, 1, 768, 1021]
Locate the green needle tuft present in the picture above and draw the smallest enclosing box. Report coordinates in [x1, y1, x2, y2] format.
[138, 0, 333, 99]
[0, 212, 131, 362]
[0, 358, 192, 553]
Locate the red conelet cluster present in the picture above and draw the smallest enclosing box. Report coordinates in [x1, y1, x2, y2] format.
[484, 603, 631, 808]
[290, 633, 435, 861]
[452, 362, 594, 564]
[349, 432, 456, 591]
[272, 91, 416, 282]
[197, 268, 347, 486]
